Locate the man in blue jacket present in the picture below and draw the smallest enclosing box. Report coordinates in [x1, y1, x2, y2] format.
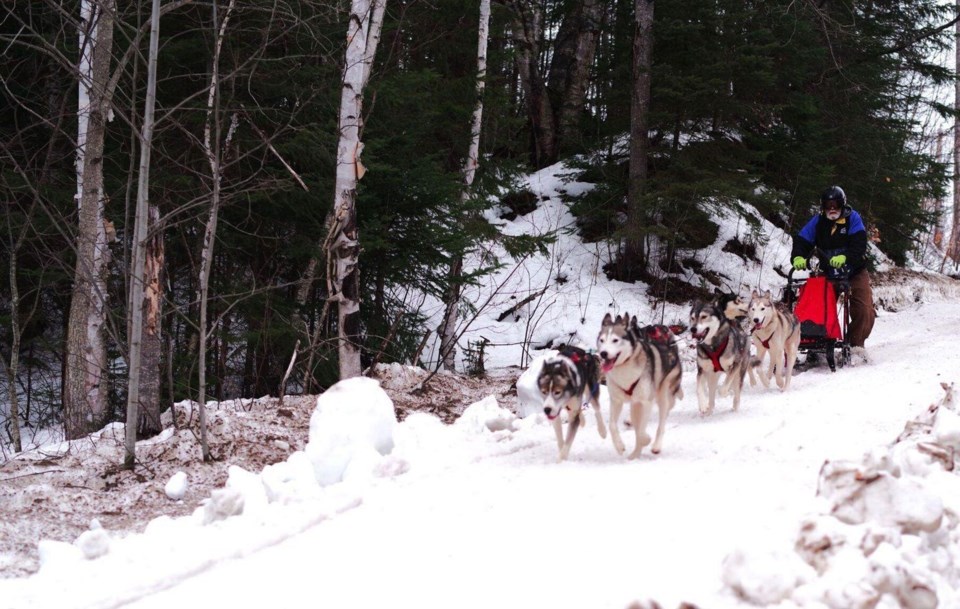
[791, 186, 876, 359]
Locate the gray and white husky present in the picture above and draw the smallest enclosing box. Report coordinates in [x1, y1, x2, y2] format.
[537, 345, 607, 461]
[747, 289, 801, 391]
[596, 313, 683, 458]
[689, 300, 751, 415]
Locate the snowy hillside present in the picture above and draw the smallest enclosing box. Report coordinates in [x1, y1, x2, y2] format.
[4, 159, 960, 609]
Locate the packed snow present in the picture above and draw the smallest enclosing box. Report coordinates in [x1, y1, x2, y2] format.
[3, 159, 960, 609]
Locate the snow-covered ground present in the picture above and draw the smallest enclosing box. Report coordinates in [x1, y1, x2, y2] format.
[2, 299, 960, 609]
[4, 158, 960, 608]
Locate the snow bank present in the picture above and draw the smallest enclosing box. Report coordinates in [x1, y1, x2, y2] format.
[723, 383, 960, 608]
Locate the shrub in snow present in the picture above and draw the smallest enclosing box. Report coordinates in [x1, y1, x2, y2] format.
[304, 377, 397, 487]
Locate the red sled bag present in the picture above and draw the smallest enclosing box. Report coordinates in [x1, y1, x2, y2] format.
[793, 276, 842, 340]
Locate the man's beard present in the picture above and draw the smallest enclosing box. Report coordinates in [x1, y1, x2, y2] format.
[826, 210, 841, 220]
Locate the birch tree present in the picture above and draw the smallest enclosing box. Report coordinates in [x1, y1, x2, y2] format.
[325, 0, 386, 379]
[437, 0, 492, 371]
[64, 0, 116, 440]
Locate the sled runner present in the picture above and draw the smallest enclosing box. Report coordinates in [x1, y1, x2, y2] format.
[782, 249, 851, 372]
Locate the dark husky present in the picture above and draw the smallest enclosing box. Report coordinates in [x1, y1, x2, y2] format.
[689, 300, 751, 415]
[537, 345, 607, 461]
[596, 313, 683, 458]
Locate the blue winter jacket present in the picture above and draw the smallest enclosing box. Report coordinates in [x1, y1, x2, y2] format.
[791, 205, 868, 277]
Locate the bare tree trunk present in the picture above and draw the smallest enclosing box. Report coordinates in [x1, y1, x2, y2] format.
[549, 0, 604, 152]
[509, 0, 556, 167]
[3, 222, 24, 452]
[124, 0, 162, 468]
[950, 6, 960, 270]
[624, 0, 654, 277]
[138, 205, 164, 438]
[64, 0, 116, 440]
[326, 0, 386, 379]
[438, 0, 491, 372]
[197, 0, 237, 461]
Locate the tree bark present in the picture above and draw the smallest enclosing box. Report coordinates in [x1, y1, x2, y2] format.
[549, 0, 604, 153]
[624, 0, 654, 277]
[509, 0, 556, 167]
[138, 205, 164, 439]
[124, 0, 162, 468]
[326, 0, 386, 379]
[4, 224, 23, 452]
[438, 0, 491, 372]
[64, 0, 116, 440]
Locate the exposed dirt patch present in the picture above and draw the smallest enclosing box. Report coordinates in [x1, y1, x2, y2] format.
[0, 366, 521, 578]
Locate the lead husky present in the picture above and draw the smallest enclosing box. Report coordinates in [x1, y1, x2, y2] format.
[537, 345, 608, 461]
[689, 301, 751, 414]
[596, 313, 683, 458]
[747, 289, 801, 391]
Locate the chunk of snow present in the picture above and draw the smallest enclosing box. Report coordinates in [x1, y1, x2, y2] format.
[164, 471, 188, 501]
[305, 377, 397, 487]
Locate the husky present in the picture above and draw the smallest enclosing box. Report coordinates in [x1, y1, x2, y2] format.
[747, 289, 801, 391]
[715, 289, 749, 324]
[689, 300, 751, 415]
[713, 290, 759, 387]
[596, 313, 683, 458]
[537, 345, 608, 461]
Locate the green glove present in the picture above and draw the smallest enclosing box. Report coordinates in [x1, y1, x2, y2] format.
[792, 256, 807, 271]
[829, 254, 847, 268]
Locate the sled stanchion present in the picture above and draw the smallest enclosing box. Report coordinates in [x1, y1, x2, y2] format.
[786, 247, 850, 373]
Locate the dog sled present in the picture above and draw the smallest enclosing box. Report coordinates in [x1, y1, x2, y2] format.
[782, 248, 851, 372]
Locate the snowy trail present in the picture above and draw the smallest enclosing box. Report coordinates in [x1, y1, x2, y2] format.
[4, 303, 959, 609]
[118, 303, 959, 609]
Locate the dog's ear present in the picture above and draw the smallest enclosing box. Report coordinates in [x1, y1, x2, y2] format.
[763, 289, 771, 299]
[602, 312, 613, 325]
[751, 289, 759, 299]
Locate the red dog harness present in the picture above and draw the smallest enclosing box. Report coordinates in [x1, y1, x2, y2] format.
[614, 376, 642, 396]
[700, 336, 729, 372]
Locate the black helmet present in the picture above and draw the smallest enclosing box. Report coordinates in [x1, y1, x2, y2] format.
[820, 185, 846, 208]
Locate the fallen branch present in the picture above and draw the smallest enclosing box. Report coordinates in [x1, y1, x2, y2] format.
[496, 289, 546, 322]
